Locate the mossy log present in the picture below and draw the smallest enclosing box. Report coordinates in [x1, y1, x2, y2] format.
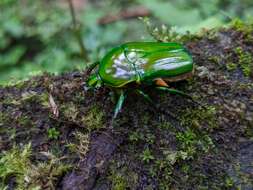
[0, 24, 253, 190]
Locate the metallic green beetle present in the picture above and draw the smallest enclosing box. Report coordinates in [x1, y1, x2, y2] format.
[88, 42, 193, 118]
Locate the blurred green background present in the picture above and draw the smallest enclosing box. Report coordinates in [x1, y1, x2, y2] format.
[1, 0, 253, 84]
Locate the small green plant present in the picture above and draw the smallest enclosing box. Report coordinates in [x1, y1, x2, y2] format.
[47, 127, 60, 140]
[140, 148, 154, 163]
[176, 129, 197, 158]
[129, 131, 143, 142]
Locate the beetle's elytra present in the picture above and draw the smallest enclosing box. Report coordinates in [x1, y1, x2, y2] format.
[87, 42, 194, 118]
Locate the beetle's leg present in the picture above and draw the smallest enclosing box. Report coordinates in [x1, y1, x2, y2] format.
[113, 90, 127, 119]
[85, 61, 99, 76]
[135, 89, 178, 119]
[135, 89, 153, 104]
[156, 86, 189, 97]
[156, 86, 204, 108]
[155, 78, 169, 87]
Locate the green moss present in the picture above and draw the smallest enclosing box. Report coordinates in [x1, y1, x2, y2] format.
[129, 131, 144, 143]
[0, 143, 32, 189]
[111, 174, 127, 190]
[81, 105, 105, 131]
[175, 107, 216, 159]
[235, 47, 253, 77]
[180, 106, 217, 130]
[158, 121, 173, 130]
[108, 165, 138, 190]
[0, 143, 71, 189]
[3, 92, 49, 109]
[1, 78, 28, 88]
[230, 19, 253, 34]
[226, 62, 237, 71]
[208, 56, 221, 64]
[0, 112, 9, 126]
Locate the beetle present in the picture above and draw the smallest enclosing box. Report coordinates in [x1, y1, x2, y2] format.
[87, 42, 194, 119]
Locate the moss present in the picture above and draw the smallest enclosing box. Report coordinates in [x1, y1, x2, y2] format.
[3, 92, 49, 109]
[108, 165, 138, 190]
[226, 62, 237, 71]
[81, 104, 105, 131]
[25, 152, 71, 190]
[180, 106, 217, 130]
[158, 121, 173, 130]
[66, 131, 90, 157]
[230, 19, 253, 37]
[0, 143, 32, 189]
[0, 143, 71, 190]
[208, 56, 221, 64]
[0, 112, 9, 126]
[1, 78, 28, 88]
[235, 47, 253, 77]
[177, 106, 216, 158]
[17, 115, 34, 128]
[111, 174, 127, 190]
[61, 102, 79, 121]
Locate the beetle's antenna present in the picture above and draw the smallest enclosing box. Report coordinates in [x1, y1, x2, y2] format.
[67, 0, 89, 62]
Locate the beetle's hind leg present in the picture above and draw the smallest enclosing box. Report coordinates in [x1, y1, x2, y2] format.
[135, 89, 153, 104]
[136, 89, 178, 119]
[156, 86, 204, 108]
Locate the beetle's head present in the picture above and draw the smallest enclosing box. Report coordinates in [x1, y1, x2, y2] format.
[87, 73, 102, 88]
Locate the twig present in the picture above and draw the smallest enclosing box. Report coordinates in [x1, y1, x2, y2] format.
[67, 0, 89, 62]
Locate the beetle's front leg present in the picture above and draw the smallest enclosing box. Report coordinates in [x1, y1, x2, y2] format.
[85, 61, 100, 77]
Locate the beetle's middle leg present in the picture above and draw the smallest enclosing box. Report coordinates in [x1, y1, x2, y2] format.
[113, 90, 127, 119]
